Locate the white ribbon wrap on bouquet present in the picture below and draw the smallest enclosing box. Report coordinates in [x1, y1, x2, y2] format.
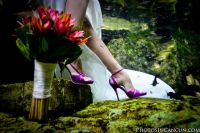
[33, 60, 56, 99]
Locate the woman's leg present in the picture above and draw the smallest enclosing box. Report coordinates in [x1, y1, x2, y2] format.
[65, 0, 89, 26]
[65, 0, 123, 72]
[64, 0, 93, 83]
[65, 0, 134, 90]
[83, 19, 134, 90]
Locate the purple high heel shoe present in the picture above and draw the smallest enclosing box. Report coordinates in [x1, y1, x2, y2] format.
[59, 63, 94, 85]
[109, 69, 147, 101]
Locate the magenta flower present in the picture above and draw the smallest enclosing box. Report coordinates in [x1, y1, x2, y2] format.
[16, 6, 90, 62]
[69, 31, 84, 42]
[31, 16, 51, 34]
[18, 6, 89, 42]
[22, 16, 32, 25]
[54, 18, 66, 35]
[48, 7, 59, 22]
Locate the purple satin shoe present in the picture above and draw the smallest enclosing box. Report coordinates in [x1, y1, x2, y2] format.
[70, 72, 94, 84]
[109, 69, 147, 101]
[59, 63, 94, 85]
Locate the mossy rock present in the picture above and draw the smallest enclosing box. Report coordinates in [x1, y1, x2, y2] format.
[0, 96, 200, 132]
[0, 78, 92, 116]
[55, 97, 200, 132]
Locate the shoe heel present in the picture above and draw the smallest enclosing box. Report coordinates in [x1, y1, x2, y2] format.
[58, 63, 65, 78]
[109, 68, 147, 100]
[109, 78, 120, 101]
[113, 87, 120, 101]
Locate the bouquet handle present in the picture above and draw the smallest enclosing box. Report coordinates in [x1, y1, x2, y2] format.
[29, 59, 56, 121]
[33, 59, 56, 99]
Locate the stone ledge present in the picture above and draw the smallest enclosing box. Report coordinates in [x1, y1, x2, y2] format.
[0, 96, 200, 132]
[0, 78, 93, 116]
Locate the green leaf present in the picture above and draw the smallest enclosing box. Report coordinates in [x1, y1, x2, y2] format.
[15, 24, 32, 44]
[40, 37, 49, 53]
[16, 39, 31, 60]
[46, 44, 82, 63]
[15, 25, 83, 63]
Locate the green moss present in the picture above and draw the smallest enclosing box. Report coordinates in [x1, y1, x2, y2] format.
[0, 97, 200, 132]
[0, 112, 11, 119]
[189, 119, 200, 128]
[103, 0, 200, 90]
[105, 15, 187, 89]
[103, 16, 133, 31]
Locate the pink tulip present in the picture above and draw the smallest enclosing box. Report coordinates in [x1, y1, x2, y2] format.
[69, 18, 75, 27]
[42, 20, 51, 33]
[31, 17, 40, 33]
[54, 13, 72, 35]
[31, 7, 52, 34]
[69, 31, 84, 42]
[36, 6, 47, 18]
[60, 13, 71, 27]
[31, 16, 51, 34]
[20, 6, 90, 44]
[48, 7, 59, 22]
[22, 16, 31, 25]
[54, 19, 65, 35]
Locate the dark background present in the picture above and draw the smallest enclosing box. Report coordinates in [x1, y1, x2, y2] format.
[0, 0, 38, 84]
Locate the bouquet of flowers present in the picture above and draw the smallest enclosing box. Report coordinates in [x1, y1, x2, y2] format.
[15, 6, 89, 63]
[15, 6, 90, 121]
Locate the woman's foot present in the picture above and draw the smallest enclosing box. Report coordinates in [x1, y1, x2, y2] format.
[109, 68, 147, 100]
[66, 63, 94, 84]
[59, 61, 94, 85]
[111, 69, 134, 91]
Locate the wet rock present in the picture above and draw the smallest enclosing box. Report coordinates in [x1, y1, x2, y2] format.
[1, 96, 200, 132]
[0, 79, 92, 116]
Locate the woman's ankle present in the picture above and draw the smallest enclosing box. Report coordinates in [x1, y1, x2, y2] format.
[112, 69, 134, 90]
[66, 63, 81, 75]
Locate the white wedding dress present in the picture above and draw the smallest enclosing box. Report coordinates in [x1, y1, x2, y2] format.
[42, 0, 175, 102]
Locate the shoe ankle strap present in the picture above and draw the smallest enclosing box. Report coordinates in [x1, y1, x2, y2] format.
[112, 68, 124, 76]
[70, 63, 80, 74]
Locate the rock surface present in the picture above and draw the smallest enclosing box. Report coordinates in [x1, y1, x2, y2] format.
[0, 96, 200, 132]
[0, 79, 92, 116]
